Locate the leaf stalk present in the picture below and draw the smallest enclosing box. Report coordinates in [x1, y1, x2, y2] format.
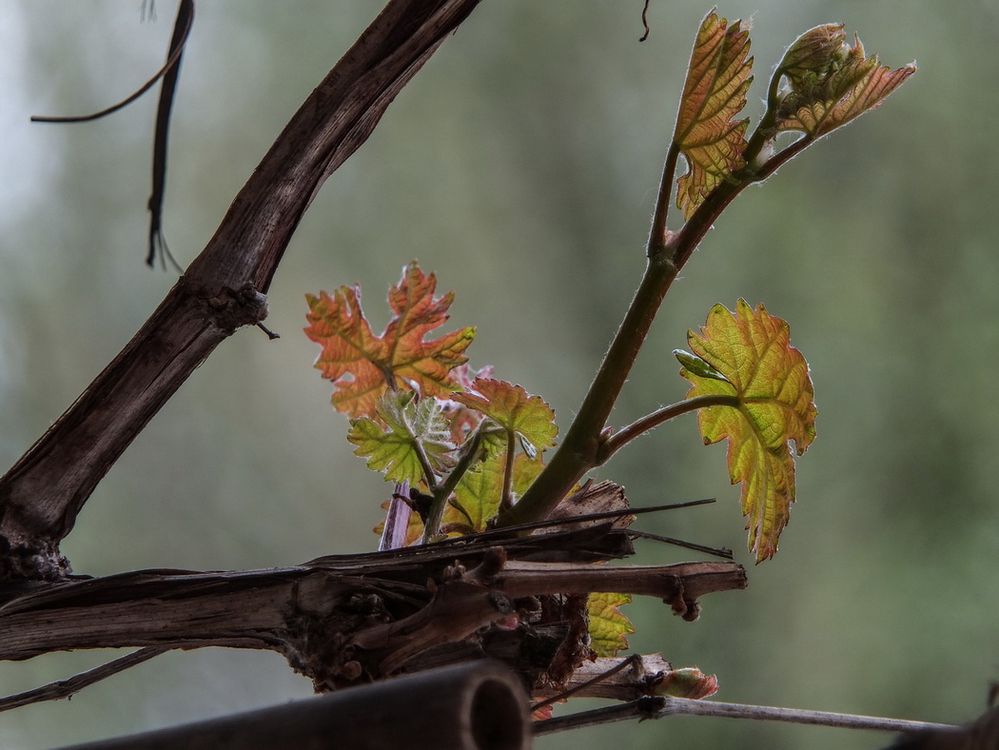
[597, 394, 740, 465]
[500, 431, 516, 511]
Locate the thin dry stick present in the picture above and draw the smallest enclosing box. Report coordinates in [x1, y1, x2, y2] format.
[639, 0, 651, 42]
[535, 696, 960, 736]
[531, 654, 641, 713]
[147, 0, 196, 270]
[0, 646, 166, 713]
[628, 529, 732, 559]
[30, 2, 194, 124]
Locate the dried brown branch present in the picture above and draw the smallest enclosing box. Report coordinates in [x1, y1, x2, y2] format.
[0, 531, 744, 692]
[0, 646, 166, 713]
[0, 0, 483, 579]
[496, 560, 747, 621]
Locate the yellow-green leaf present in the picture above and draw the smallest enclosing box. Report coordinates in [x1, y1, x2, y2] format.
[347, 393, 454, 485]
[305, 262, 475, 418]
[678, 300, 817, 562]
[587, 592, 635, 657]
[776, 26, 915, 138]
[451, 379, 558, 456]
[673, 10, 753, 219]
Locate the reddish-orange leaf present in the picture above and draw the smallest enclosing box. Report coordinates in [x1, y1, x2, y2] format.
[677, 300, 817, 562]
[776, 26, 915, 138]
[305, 262, 475, 418]
[673, 10, 753, 219]
[531, 705, 554, 722]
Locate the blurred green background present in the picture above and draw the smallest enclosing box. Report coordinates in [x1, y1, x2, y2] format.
[1, 1, 997, 748]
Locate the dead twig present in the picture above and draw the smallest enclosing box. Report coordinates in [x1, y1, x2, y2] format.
[0, 646, 166, 713]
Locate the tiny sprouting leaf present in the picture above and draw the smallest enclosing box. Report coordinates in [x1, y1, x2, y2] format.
[452, 379, 558, 456]
[654, 667, 719, 700]
[673, 349, 727, 382]
[305, 262, 475, 418]
[347, 393, 454, 485]
[775, 25, 915, 138]
[777, 23, 852, 92]
[673, 10, 753, 219]
[677, 300, 817, 562]
[587, 592, 635, 657]
[443, 452, 544, 532]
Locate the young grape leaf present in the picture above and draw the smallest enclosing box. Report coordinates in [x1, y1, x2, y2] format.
[775, 25, 915, 138]
[305, 262, 475, 418]
[677, 300, 817, 562]
[347, 393, 454, 485]
[587, 592, 635, 657]
[451, 378, 558, 457]
[439, 363, 495, 445]
[443, 452, 544, 532]
[673, 10, 753, 219]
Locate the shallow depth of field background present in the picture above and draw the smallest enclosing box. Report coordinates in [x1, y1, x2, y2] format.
[1, 2, 997, 748]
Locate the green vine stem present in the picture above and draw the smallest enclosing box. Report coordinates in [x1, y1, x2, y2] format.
[498, 118, 817, 527]
[421, 427, 484, 543]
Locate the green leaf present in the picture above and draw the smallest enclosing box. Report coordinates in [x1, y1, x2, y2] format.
[673, 10, 753, 219]
[444, 452, 544, 532]
[775, 26, 915, 138]
[452, 379, 558, 456]
[347, 393, 454, 485]
[679, 300, 817, 562]
[305, 262, 475, 418]
[587, 592, 635, 657]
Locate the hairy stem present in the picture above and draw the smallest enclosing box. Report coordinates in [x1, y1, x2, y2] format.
[497, 253, 679, 526]
[422, 427, 484, 542]
[413, 440, 440, 496]
[597, 394, 740, 465]
[647, 143, 679, 256]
